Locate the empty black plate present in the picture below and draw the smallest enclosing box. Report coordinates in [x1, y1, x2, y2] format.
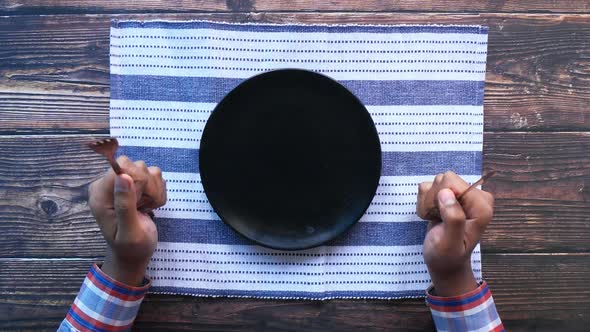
[199, 69, 381, 250]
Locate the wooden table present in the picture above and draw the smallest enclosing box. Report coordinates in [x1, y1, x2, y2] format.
[1, 1, 589, 331]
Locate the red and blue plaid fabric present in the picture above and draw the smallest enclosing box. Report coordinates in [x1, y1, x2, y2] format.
[58, 264, 149, 332]
[427, 281, 504, 332]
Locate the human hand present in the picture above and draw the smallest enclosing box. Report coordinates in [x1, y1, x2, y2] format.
[88, 156, 167, 286]
[416, 171, 494, 297]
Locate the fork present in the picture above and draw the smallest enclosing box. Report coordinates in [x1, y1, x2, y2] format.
[87, 137, 155, 218]
[87, 138, 122, 175]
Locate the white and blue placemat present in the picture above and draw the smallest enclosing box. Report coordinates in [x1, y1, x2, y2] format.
[109, 20, 488, 299]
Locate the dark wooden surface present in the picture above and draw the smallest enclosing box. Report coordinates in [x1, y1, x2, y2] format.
[0, 2, 589, 332]
[1, 0, 589, 14]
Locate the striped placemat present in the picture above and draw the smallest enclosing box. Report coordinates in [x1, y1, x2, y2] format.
[109, 20, 487, 299]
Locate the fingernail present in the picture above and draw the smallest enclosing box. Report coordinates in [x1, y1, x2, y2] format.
[115, 175, 130, 193]
[439, 189, 456, 207]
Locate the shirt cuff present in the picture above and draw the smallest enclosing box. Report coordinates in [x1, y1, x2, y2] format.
[62, 264, 150, 332]
[426, 281, 504, 332]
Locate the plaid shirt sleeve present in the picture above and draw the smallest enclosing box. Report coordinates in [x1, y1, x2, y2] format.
[57, 264, 150, 332]
[426, 281, 504, 332]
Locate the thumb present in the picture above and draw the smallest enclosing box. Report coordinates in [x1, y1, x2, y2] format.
[437, 188, 467, 247]
[114, 174, 138, 233]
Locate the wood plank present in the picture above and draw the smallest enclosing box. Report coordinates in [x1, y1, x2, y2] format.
[0, 133, 588, 258]
[1, 13, 589, 133]
[483, 199, 589, 253]
[0, 136, 109, 258]
[484, 132, 590, 201]
[0, 93, 110, 135]
[1, 254, 588, 331]
[1, 0, 589, 14]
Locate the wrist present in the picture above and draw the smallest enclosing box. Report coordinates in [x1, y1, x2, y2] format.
[101, 249, 149, 287]
[429, 264, 478, 297]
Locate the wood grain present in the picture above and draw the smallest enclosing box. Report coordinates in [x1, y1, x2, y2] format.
[1, 0, 589, 14]
[0, 133, 588, 258]
[1, 254, 588, 331]
[0, 136, 109, 257]
[1, 13, 589, 133]
[484, 132, 590, 199]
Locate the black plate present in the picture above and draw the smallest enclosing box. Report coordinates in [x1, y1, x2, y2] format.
[199, 69, 381, 250]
